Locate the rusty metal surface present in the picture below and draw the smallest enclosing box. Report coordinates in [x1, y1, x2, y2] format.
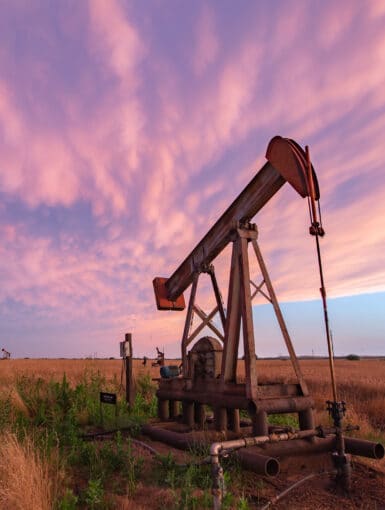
[158, 377, 303, 399]
[220, 237, 241, 384]
[152, 137, 320, 438]
[160, 137, 318, 302]
[344, 437, 385, 459]
[163, 162, 283, 302]
[236, 449, 280, 476]
[237, 450, 280, 476]
[157, 387, 314, 413]
[239, 234, 258, 400]
[266, 136, 320, 199]
[153, 277, 185, 310]
[251, 238, 309, 396]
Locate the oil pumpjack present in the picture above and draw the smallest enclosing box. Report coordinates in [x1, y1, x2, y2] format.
[146, 136, 384, 492]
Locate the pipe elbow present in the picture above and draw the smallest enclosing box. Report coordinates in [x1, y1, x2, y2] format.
[210, 442, 223, 457]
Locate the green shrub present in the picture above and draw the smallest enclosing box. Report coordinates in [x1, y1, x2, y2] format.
[57, 489, 78, 510]
[83, 478, 104, 509]
[346, 354, 361, 361]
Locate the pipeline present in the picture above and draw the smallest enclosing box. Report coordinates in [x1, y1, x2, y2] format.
[344, 437, 384, 459]
[236, 449, 279, 477]
[210, 429, 318, 510]
[208, 429, 384, 510]
[86, 424, 384, 509]
[80, 427, 211, 468]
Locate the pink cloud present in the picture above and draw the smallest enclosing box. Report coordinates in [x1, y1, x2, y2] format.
[192, 5, 219, 76]
[87, 0, 143, 83]
[0, 2, 385, 356]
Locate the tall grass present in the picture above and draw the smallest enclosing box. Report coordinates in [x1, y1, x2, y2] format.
[0, 359, 384, 508]
[0, 432, 60, 510]
[0, 367, 158, 509]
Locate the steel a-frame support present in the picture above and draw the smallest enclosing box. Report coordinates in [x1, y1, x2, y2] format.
[181, 266, 226, 376]
[220, 224, 308, 398]
[180, 223, 308, 399]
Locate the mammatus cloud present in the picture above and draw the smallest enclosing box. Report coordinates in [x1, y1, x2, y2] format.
[0, 1, 384, 356]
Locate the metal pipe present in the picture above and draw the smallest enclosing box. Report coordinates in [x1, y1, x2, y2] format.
[236, 449, 280, 477]
[157, 388, 314, 413]
[141, 425, 192, 449]
[258, 436, 336, 458]
[182, 400, 194, 427]
[169, 400, 179, 419]
[157, 399, 168, 420]
[251, 410, 268, 436]
[299, 408, 315, 431]
[214, 407, 227, 431]
[228, 408, 240, 433]
[344, 437, 385, 459]
[209, 429, 318, 509]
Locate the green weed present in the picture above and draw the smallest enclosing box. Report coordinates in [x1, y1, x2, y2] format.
[83, 478, 104, 510]
[268, 413, 299, 429]
[57, 489, 78, 510]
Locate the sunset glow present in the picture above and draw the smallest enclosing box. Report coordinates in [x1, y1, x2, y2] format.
[1, 1, 384, 358]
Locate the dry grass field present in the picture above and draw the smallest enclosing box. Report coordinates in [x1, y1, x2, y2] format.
[1, 357, 384, 434]
[0, 357, 384, 509]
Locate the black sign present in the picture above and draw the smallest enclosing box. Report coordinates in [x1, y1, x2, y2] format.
[100, 392, 117, 405]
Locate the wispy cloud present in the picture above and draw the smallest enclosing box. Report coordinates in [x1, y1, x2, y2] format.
[0, 1, 384, 356]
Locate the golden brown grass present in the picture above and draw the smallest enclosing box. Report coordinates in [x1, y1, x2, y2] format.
[238, 358, 385, 432]
[1, 358, 384, 433]
[0, 432, 61, 510]
[0, 357, 384, 506]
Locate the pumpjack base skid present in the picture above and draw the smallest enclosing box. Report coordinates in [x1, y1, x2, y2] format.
[156, 377, 315, 434]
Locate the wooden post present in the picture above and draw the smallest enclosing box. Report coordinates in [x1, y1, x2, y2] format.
[124, 333, 134, 408]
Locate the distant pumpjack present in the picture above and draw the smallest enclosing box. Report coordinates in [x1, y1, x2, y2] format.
[1, 348, 11, 360]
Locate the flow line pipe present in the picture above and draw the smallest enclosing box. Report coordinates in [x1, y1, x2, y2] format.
[210, 429, 318, 509]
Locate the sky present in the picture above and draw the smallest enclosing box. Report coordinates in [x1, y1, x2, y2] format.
[0, 0, 384, 359]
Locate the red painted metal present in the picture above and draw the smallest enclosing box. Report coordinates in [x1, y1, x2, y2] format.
[266, 136, 320, 199]
[153, 277, 185, 311]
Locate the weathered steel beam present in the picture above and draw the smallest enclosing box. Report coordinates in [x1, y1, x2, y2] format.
[156, 387, 313, 413]
[156, 136, 318, 303]
[164, 163, 285, 302]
